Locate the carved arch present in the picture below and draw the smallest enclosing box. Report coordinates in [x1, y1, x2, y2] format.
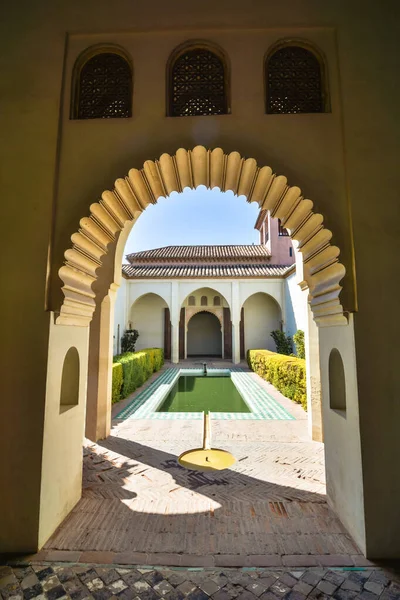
[186, 308, 223, 329]
[130, 291, 170, 312]
[58, 146, 347, 328]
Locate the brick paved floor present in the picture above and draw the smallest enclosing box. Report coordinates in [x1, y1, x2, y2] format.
[2, 564, 400, 600]
[42, 361, 362, 565]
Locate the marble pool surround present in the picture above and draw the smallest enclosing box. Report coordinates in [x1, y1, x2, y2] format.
[115, 367, 294, 421]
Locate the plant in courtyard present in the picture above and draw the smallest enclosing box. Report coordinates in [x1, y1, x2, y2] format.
[247, 349, 306, 409]
[121, 329, 139, 353]
[270, 330, 293, 355]
[112, 363, 123, 404]
[112, 347, 164, 402]
[293, 330, 305, 359]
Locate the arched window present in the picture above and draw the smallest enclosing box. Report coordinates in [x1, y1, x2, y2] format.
[278, 219, 289, 236]
[213, 296, 221, 306]
[201, 296, 208, 306]
[329, 348, 346, 411]
[168, 43, 229, 117]
[266, 42, 326, 114]
[188, 296, 195, 306]
[71, 46, 132, 119]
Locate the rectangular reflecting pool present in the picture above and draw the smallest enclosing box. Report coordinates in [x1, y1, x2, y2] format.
[157, 375, 251, 413]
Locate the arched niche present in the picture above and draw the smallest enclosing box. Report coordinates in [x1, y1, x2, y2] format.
[329, 348, 347, 412]
[60, 347, 80, 413]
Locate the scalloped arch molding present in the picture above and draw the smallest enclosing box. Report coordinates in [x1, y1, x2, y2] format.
[58, 146, 347, 328]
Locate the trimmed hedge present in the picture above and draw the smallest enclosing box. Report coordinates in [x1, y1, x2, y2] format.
[247, 349, 307, 409]
[112, 347, 164, 403]
[112, 363, 123, 404]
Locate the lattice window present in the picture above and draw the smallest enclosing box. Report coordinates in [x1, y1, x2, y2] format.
[201, 296, 208, 306]
[169, 47, 228, 117]
[266, 45, 324, 114]
[74, 52, 132, 119]
[188, 296, 195, 306]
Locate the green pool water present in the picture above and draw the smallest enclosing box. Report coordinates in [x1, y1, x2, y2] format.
[157, 375, 251, 413]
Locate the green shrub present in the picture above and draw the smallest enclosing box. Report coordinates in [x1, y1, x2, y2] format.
[141, 347, 164, 372]
[111, 363, 123, 404]
[121, 329, 139, 353]
[247, 349, 307, 409]
[113, 347, 164, 401]
[293, 330, 305, 359]
[270, 330, 293, 355]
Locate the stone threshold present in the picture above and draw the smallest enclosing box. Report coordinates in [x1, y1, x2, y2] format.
[4, 551, 376, 568]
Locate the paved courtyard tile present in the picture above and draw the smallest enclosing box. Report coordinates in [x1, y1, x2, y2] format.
[1, 565, 400, 600]
[42, 361, 360, 563]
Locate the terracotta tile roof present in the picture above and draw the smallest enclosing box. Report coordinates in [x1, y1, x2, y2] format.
[122, 263, 290, 279]
[126, 245, 270, 263]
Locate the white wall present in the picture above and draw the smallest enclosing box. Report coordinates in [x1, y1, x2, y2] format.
[130, 293, 167, 350]
[113, 277, 127, 355]
[115, 278, 288, 353]
[243, 292, 281, 352]
[183, 287, 228, 308]
[319, 316, 365, 554]
[39, 315, 89, 547]
[284, 271, 308, 339]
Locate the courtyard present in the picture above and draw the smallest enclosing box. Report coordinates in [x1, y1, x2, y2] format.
[41, 361, 361, 566]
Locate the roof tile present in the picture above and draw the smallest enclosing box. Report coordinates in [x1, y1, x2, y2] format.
[122, 263, 290, 278]
[126, 245, 270, 263]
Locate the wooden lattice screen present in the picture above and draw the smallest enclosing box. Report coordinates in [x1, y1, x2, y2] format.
[76, 53, 132, 119]
[266, 46, 323, 114]
[169, 48, 227, 117]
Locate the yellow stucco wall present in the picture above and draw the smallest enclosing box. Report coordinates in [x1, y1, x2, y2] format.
[1, 0, 399, 557]
[39, 317, 89, 549]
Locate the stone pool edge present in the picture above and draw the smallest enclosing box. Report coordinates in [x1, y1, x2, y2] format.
[115, 368, 294, 421]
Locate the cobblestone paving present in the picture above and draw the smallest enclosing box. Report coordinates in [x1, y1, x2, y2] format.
[43, 362, 360, 561]
[1, 564, 400, 600]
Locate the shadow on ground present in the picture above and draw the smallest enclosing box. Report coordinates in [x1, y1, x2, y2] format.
[44, 437, 360, 558]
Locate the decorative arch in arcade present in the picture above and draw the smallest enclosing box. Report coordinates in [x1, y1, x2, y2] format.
[186, 310, 223, 358]
[58, 146, 347, 330]
[181, 290, 228, 360]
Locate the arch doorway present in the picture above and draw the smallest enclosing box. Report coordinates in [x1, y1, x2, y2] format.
[187, 311, 222, 357]
[41, 146, 367, 561]
[129, 293, 168, 352]
[242, 292, 282, 353]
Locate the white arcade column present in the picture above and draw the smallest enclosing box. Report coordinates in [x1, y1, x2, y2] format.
[232, 320, 241, 364]
[171, 322, 180, 364]
[231, 281, 241, 364]
[170, 281, 181, 364]
[305, 301, 323, 441]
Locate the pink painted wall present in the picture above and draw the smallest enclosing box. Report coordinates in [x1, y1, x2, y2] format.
[258, 212, 294, 266]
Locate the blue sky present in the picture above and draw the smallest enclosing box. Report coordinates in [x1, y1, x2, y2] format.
[124, 187, 260, 257]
